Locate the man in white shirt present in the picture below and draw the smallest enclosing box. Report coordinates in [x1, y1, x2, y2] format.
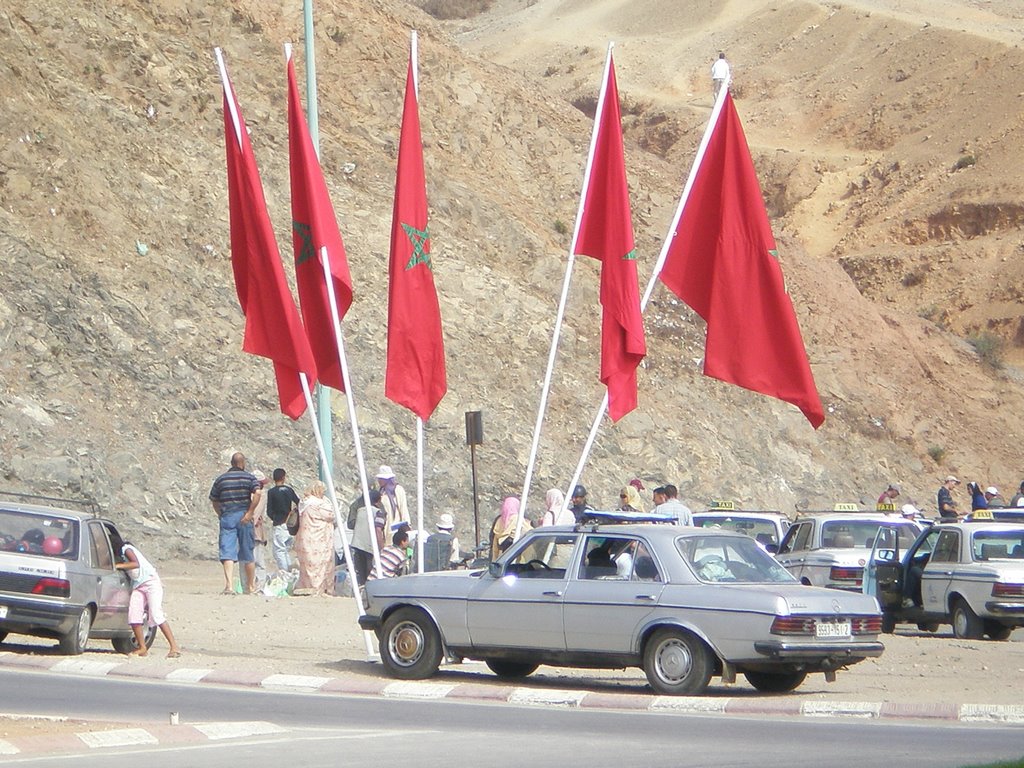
[655, 484, 693, 526]
[711, 53, 730, 99]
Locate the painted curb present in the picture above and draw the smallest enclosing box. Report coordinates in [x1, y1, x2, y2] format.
[1, 652, 1021, 728]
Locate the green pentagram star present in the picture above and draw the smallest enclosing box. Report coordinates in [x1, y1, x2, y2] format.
[293, 221, 315, 266]
[622, 248, 637, 261]
[402, 223, 432, 271]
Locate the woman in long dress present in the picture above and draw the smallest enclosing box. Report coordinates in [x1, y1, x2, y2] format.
[490, 496, 530, 560]
[295, 481, 337, 596]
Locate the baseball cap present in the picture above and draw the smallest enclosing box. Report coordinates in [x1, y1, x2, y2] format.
[945, 475, 960, 484]
[985, 486, 999, 496]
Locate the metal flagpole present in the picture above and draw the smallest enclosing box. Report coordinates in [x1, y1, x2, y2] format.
[410, 30, 427, 573]
[514, 42, 617, 540]
[301, 0, 334, 483]
[564, 78, 733, 498]
[318, 247, 383, 579]
[299, 373, 378, 659]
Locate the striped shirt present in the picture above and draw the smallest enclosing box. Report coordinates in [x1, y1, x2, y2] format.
[209, 467, 259, 514]
[373, 545, 409, 579]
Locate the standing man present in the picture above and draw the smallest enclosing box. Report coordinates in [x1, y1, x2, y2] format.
[266, 467, 300, 573]
[350, 489, 386, 588]
[655, 484, 693, 526]
[937, 475, 961, 521]
[209, 452, 262, 594]
[569, 484, 595, 523]
[375, 465, 410, 534]
[711, 52, 730, 100]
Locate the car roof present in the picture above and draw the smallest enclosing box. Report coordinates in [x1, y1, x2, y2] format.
[534, 523, 742, 541]
[694, 511, 789, 520]
[0, 500, 98, 521]
[935, 522, 1024, 534]
[794, 513, 912, 522]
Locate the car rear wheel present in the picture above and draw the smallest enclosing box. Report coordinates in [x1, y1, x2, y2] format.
[643, 628, 713, 695]
[951, 598, 983, 640]
[881, 615, 896, 634]
[744, 670, 807, 693]
[0, 632, 7, 644]
[983, 620, 1013, 641]
[380, 607, 442, 680]
[916, 622, 940, 633]
[111, 623, 158, 655]
[59, 607, 93, 655]
[485, 659, 539, 679]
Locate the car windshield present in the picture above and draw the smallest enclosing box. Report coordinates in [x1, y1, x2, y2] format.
[0, 509, 79, 560]
[694, 516, 783, 546]
[821, 520, 918, 549]
[971, 530, 1024, 561]
[677, 535, 797, 583]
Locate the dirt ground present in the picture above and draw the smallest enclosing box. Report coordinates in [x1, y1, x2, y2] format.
[4, 558, 1022, 721]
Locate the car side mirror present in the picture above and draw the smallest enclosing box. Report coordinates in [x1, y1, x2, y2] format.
[764, 543, 779, 554]
[487, 561, 504, 579]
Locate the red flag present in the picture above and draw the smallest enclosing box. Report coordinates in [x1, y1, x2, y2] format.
[659, 93, 825, 428]
[573, 54, 646, 422]
[220, 59, 317, 419]
[385, 55, 447, 421]
[287, 55, 353, 392]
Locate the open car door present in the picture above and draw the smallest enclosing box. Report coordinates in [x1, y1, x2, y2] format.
[863, 524, 904, 611]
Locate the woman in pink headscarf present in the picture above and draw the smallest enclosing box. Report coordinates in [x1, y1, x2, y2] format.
[540, 488, 573, 527]
[490, 496, 530, 560]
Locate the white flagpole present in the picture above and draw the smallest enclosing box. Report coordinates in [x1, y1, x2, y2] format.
[287, 38, 382, 580]
[319, 247, 384, 579]
[514, 41, 617, 540]
[564, 78, 732, 501]
[410, 30, 428, 572]
[299, 373, 378, 659]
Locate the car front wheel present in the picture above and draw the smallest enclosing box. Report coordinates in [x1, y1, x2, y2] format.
[59, 607, 93, 655]
[643, 628, 713, 695]
[485, 659, 539, 679]
[380, 607, 442, 680]
[951, 598, 983, 640]
[744, 670, 807, 693]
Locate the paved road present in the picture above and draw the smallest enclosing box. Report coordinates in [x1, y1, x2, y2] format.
[1, 669, 1023, 767]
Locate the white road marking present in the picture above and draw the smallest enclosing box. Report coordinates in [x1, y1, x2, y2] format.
[801, 701, 882, 718]
[165, 668, 213, 683]
[260, 674, 331, 690]
[959, 704, 1024, 724]
[508, 688, 586, 707]
[0, 739, 19, 755]
[193, 721, 287, 740]
[77, 729, 158, 748]
[50, 660, 120, 676]
[650, 697, 730, 713]
[382, 681, 457, 699]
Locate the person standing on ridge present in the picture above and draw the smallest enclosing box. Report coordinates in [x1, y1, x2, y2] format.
[711, 52, 730, 100]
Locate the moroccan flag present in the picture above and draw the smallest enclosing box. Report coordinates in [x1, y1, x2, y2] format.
[385, 54, 447, 421]
[659, 93, 825, 428]
[287, 54, 354, 392]
[219, 56, 317, 419]
[573, 54, 646, 422]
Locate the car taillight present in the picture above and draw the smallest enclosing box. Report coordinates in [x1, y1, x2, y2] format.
[31, 578, 70, 597]
[851, 616, 882, 634]
[770, 616, 815, 635]
[830, 567, 863, 584]
[992, 583, 1024, 598]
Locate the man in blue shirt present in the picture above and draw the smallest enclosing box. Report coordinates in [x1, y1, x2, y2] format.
[210, 452, 262, 594]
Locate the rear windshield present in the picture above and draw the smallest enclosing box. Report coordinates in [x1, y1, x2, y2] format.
[972, 530, 1024, 561]
[694, 516, 784, 546]
[0, 509, 79, 560]
[821, 520, 918, 549]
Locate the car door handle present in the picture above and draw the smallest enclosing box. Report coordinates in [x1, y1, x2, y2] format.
[635, 594, 657, 601]
[542, 590, 563, 597]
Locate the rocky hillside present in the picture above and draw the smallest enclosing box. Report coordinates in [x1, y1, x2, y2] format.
[1, 0, 1022, 560]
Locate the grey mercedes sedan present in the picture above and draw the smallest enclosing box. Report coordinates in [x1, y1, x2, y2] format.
[361, 522, 884, 695]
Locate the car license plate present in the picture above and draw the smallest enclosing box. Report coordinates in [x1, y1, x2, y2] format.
[816, 621, 850, 638]
[0, 605, 7, 619]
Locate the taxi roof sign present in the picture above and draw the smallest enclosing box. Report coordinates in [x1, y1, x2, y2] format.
[708, 500, 735, 510]
[833, 503, 859, 512]
[970, 508, 995, 521]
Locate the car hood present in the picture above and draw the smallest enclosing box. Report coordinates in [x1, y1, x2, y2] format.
[364, 569, 483, 598]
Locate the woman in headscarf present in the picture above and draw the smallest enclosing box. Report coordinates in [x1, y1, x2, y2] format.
[540, 488, 573, 527]
[490, 496, 529, 560]
[619, 484, 644, 513]
[294, 481, 337, 596]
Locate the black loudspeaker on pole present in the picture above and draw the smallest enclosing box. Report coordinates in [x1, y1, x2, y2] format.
[465, 411, 483, 550]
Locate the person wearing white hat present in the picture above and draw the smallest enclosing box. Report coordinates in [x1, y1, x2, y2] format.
[937, 475, 961, 521]
[375, 465, 410, 533]
[984, 486, 1007, 508]
[422, 513, 460, 572]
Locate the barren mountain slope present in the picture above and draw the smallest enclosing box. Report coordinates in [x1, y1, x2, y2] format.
[0, 0, 1021, 559]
